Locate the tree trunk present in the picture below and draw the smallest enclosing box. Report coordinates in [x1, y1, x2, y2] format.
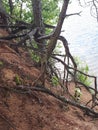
[47, 0, 69, 59]
[0, 0, 8, 26]
[31, 0, 44, 33]
[31, 0, 46, 85]
[31, 0, 69, 86]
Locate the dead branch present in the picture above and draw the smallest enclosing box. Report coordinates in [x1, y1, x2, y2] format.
[65, 11, 82, 17]
[44, 23, 55, 29]
[52, 55, 98, 91]
[51, 54, 98, 108]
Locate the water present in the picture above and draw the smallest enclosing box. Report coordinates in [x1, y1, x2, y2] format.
[68, 26, 98, 77]
[61, 6, 98, 87]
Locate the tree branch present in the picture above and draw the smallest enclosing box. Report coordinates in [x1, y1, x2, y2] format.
[47, 0, 70, 59]
[65, 11, 82, 17]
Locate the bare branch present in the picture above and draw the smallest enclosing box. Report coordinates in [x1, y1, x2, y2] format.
[65, 11, 82, 17]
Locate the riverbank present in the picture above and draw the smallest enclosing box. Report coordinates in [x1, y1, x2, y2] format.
[0, 34, 98, 130]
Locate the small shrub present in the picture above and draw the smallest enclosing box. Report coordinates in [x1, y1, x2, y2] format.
[29, 50, 40, 63]
[51, 76, 59, 86]
[32, 53, 40, 63]
[0, 61, 3, 67]
[14, 74, 22, 85]
[74, 57, 91, 86]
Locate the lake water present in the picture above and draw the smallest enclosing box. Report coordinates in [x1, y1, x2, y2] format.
[61, 6, 98, 87]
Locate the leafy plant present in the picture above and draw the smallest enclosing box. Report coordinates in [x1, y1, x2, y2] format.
[14, 74, 22, 85]
[3, 0, 60, 24]
[51, 75, 59, 86]
[0, 61, 3, 67]
[74, 57, 91, 86]
[42, 0, 60, 25]
[31, 51, 40, 63]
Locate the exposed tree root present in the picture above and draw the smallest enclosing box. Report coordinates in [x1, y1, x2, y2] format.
[0, 85, 98, 118]
[0, 0, 97, 119]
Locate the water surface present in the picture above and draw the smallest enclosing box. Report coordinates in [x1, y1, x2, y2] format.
[61, 7, 98, 87]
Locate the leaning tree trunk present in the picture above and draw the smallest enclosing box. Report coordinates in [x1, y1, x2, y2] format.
[47, 0, 69, 59]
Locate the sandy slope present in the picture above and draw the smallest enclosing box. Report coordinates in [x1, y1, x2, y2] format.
[0, 29, 98, 130]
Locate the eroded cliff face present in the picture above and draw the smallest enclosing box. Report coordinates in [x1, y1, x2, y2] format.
[0, 29, 98, 130]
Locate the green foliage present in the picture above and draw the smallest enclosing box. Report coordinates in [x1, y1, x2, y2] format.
[31, 52, 40, 63]
[14, 74, 22, 85]
[51, 75, 59, 86]
[3, 0, 32, 21]
[89, 88, 95, 95]
[42, 0, 60, 25]
[3, 0, 60, 24]
[54, 42, 62, 54]
[0, 61, 3, 67]
[74, 57, 91, 86]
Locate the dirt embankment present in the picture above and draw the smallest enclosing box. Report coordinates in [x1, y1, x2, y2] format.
[0, 29, 98, 130]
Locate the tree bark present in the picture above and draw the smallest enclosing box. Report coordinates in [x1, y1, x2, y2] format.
[47, 0, 69, 59]
[0, 0, 9, 25]
[31, 0, 44, 33]
[31, 0, 46, 85]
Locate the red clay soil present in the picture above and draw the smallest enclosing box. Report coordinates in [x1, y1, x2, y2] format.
[0, 29, 98, 130]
